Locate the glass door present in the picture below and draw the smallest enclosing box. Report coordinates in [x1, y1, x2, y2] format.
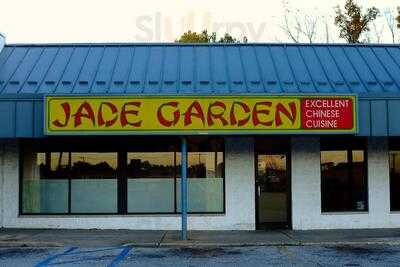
[256, 153, 290, 229]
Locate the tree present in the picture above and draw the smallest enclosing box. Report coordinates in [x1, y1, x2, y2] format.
[176, 30, 247, 43]
[280, 2, 301, 43]
[397, 7, 400, 29]
[334, 0, 380, 43]
[383, 8, 398, 44]
[371, 21, 384, 43]
[176, 30, 211, 43]
[279, 1, 327, 43]
[322, 15, 332, 44]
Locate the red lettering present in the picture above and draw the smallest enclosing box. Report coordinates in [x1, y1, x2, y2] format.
[52, 102, 71, 128]
[120, 102, 142, 127]
[207, 101, 228, 126]
[275, 102, 297, 126]
[73, 101, 95, 127]
[157, 101, 180, 127]
[184, 101, 205, 126]
[230, 101, 250, 126]
[252, 102, 273, 126]
[98, 102, 118, 127]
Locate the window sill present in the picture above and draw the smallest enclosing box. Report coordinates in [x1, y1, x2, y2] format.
[321, 211, 369, 215]
[18, 213, 226, 218]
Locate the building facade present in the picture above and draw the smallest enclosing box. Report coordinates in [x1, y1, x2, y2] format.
[0, 43, 399, 231]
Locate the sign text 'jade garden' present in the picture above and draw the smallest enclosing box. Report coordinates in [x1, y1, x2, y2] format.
[45, 96, 356, 134]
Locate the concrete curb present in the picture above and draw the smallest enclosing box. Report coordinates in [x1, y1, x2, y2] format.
[301, 241, 400, 246]
[0, 241, 400, 248]
[0, 241, 64, 247]
[122, 240, 400, 248]
[157, 242, 300, 248]
[1, 239, 400, 248]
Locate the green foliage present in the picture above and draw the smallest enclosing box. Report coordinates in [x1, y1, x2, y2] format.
[397, 7, 400, 29]
[176, 30, 212, 43]
[334, 0, 379, 43]
[176, 30, 247, 43]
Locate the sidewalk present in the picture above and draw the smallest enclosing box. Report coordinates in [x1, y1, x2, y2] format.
[1, 228, 400, 248]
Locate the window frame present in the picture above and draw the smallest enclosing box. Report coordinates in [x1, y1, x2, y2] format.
[20, 150, 121, 216]
[19, 137, 226, 216]
[389, 150, 400, 212]
[320, 137, 369, 213]
[388, 138, 400, 212]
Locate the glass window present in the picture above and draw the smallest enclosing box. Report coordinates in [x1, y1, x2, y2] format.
[127, 152, 175, 213]
[176, 137, 225, 213]
[389, 150, 400, 211]
[22, 140, 118, 215]
[70, 152, 118, 213]
[320, 139, 368, 213]
[21, 137, 225, 215]
[22, 151, 69, 214]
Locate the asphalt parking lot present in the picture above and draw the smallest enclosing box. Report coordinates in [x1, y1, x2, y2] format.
[2, 244, 400, 267]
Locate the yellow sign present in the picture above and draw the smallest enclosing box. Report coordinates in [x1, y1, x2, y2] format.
[45, 95, 356, 134]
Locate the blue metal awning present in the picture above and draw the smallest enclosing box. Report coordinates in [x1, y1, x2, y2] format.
[0, 43, 400, 137]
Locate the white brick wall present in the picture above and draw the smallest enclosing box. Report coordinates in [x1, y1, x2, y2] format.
[291, 136, 400, 230]
[2, 136, 400, 230]
[291, 136, 321, 229]
[0, 138, 255, 230]
[1, 139, 19, 229]
[0, 141, 4, 227]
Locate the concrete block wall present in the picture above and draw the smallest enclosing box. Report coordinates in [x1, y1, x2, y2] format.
[1, 136, 399, 230]
[0, 137, 255, 230]
[291, 136, 321, 229]
[291, 136, 400, 230]
[1, 139, 19, 229]
[0, 141, 4, 227]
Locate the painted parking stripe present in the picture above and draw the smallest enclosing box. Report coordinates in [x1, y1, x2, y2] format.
[46, 247, 132, 265]
[34, 247, 78, 267]
[66, 247, 125, 255]
[107, 245, 133, 267]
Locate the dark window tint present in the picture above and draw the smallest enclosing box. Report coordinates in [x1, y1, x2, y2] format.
[320, 138, 368, 212]
[390, 151, 400, 211]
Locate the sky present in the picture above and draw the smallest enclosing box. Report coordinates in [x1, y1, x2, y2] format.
[0, 0, 399, 44]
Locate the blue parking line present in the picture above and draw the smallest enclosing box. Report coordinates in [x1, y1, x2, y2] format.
[34, 247, 78, 267]
[107, 245, 133, 267]
[66, 247, 124, 255]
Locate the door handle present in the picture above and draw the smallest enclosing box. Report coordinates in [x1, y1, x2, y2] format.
[257, 185, 261, 197]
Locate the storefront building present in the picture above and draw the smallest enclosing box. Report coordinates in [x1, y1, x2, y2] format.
[0, 42, 399, 231]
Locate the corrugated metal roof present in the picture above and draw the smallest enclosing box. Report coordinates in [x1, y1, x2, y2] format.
[0, 43, 400, 96]
[0, 43, 400, 137]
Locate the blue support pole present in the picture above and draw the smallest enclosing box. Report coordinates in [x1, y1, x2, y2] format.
[180, 136, 188, 240]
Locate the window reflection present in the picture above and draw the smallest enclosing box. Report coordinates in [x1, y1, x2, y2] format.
[390, 151, 400, 211]
[321, 149, 367, 212]
[38, 152, 70, 179]
[127, 152, 175, 178]
[175, 137, 224, 213]
[70, 152, 118, 213]
[22, 151, 69, 214]
[22, 137, 225, 215]
[257, 154, 287, 193]
[71, 153, 117, 179]
[177, 152, 224, 178]
[175, 152, 224, 178]
[127, 152, 175, 213]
